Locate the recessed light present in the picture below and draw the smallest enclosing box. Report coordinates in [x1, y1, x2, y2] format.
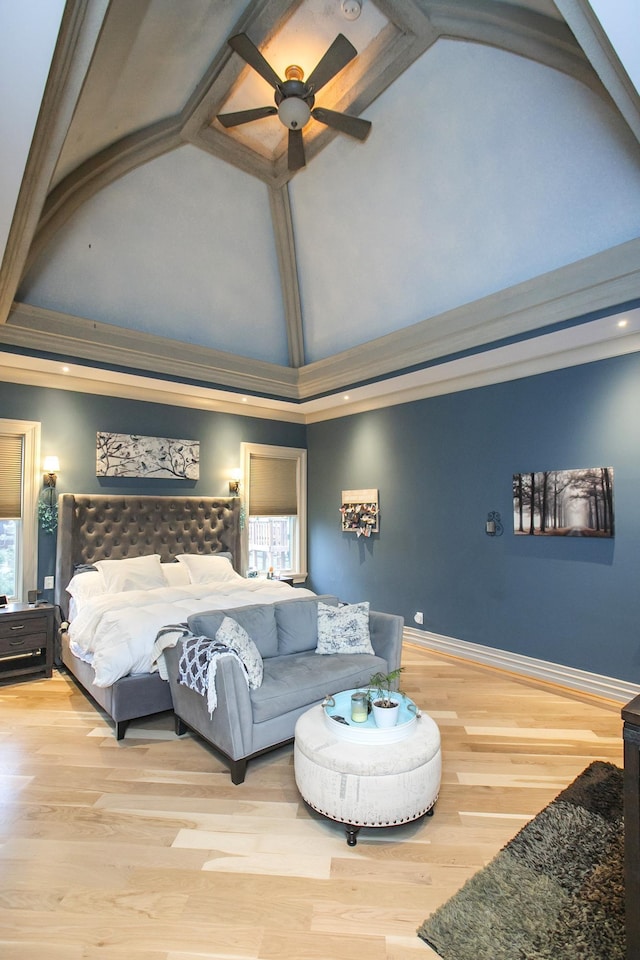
[62, 366, 69, 373]
[343, 394, 350, 401]
[242, 397, 248, 402]
[617, 319, 628, 328]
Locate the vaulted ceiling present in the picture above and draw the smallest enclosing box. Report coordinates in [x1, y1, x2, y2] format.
[1, 0, 639, 422]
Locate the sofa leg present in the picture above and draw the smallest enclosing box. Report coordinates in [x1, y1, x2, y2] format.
[115, 720, 128, 741]
[175, 715, 188, 736]
[230, 758, 248, 785]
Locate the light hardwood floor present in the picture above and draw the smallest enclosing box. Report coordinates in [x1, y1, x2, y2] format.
[0, 643, 624, 960]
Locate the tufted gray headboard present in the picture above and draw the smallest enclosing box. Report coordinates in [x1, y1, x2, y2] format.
[54, 494, 242, 618]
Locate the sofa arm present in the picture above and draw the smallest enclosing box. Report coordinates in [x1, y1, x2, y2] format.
[163, 644, 255, 761]
[369, 611, 404, 673]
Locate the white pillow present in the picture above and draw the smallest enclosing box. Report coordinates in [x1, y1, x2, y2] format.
[94, 555, 165, 593]
[216, 616, 263, 688]
[176, 553, 240, 584]
[66, 570, 106, 605]
[315, 601, 374, 655]
[161, 562, 191, 587]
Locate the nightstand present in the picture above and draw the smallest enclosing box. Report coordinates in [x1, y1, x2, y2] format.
[0, 603, 55, 683]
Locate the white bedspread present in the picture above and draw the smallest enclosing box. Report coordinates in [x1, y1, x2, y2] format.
[68, 578, 314, 688]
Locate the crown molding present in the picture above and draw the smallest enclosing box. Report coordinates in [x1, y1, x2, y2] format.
[3, 301, 298, 398]
[2, 293, 638, 427]
[5, 239, 640, 405]
[297, 239, 640, 397]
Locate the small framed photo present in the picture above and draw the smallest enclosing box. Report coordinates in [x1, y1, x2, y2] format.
[0, 595, 7, 607]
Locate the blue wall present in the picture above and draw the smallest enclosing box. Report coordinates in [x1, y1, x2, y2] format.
[0, 380, 305, 595]
[4, 348, 640, 683]
[306, 352, 640, 684]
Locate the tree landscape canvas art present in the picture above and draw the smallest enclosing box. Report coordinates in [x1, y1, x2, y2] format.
[513, 467, 614, 537]
[96, 433, 200, 479]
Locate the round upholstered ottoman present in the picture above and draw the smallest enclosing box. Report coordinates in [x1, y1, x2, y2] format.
[294, 703, 441, 845]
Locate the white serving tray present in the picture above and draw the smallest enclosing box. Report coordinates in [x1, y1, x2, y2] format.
[322, 688, 420, 744]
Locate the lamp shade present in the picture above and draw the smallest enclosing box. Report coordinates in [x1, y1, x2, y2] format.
[278, 97, 310, 130]
[43, 456, 59, 473]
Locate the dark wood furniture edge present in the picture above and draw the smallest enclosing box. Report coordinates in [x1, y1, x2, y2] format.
[622, 694, 640, 960]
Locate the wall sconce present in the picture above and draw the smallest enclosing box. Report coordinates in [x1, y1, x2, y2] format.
[43, 456, 60, 488]
[229, 469, 241, 495]
[485, 510, 503, 537]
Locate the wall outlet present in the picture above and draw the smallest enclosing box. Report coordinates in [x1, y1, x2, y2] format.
[44, 576, 54, 590]
[414, 611, 423, 625]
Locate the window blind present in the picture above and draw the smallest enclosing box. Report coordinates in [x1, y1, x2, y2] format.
[248, 455, 297, 516]
[0, 433, 24, 518]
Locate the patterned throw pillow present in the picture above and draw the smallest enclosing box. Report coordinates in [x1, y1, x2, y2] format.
[215, 616, 263, 688]
[315, 601, 374, 655]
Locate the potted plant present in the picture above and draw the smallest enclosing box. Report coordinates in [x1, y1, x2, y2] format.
[367, 667, 405, 728]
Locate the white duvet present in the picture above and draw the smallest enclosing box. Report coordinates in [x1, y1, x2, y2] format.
[68, 578, 314, 688]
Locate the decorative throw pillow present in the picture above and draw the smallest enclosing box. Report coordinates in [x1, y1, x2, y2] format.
[315, 601, 374, 655]
[215, 616, 263, 688]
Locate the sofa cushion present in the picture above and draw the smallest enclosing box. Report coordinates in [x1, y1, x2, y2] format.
[250, 650, 388, 723]
[316, 601, 374, 655]
[275, 595, 339, 655]
[188, 603, 279, 658]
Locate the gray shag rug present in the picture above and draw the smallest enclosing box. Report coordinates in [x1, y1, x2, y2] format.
[417, 761, 624, 960]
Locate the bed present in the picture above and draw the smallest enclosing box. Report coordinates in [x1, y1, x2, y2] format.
[54, 494, 311, 738]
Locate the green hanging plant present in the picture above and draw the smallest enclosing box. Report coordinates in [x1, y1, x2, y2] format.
[38, 492, 58, 533]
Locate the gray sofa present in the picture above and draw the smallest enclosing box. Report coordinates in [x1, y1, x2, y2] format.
[162, 594, 404, 784]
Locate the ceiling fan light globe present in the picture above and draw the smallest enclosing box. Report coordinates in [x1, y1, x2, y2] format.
[278, 97, 311, 130]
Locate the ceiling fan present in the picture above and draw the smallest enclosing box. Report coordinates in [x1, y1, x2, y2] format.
[217, 32, 372, 171]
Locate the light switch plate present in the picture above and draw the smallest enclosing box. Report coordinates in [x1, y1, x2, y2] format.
[44, 576, 54, 590]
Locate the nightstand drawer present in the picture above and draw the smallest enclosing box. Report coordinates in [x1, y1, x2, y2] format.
[0, 629, 47, 656]
[0, 615, 47, 641]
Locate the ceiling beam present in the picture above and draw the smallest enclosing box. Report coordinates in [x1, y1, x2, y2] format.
[0, 0, 108, 324]
[552, 0, 640, 143]
[269, 184, 305, 367]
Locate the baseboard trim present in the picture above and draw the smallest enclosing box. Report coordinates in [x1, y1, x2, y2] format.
[403, 627, 640, 704]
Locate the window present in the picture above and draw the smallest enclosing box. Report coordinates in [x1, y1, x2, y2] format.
[240, 443, 307, 580]
[0, 420, 40, 602]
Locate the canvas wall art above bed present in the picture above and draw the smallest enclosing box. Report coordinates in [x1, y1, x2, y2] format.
[55, 494, 314, 738]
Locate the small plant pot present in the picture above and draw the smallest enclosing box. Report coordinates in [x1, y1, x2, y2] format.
[372, 698, 400, 728]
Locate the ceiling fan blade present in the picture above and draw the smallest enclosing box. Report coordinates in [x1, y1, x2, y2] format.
[306, 34, 357, 93]
[228, 33, 282, 90]
[288, 128, 306, 171]
[218, 105, 277, 128]
[311, 107, 371, 141]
